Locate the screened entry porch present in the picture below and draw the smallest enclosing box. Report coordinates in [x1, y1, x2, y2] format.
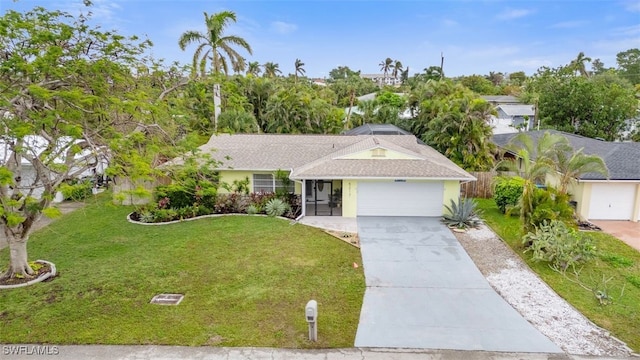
[304, 180, 342, 216]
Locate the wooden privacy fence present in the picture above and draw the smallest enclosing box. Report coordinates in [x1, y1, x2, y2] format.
[461, 171, 496, 198]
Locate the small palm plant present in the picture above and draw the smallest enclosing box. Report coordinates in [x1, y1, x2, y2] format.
[443, 197, 483, 229]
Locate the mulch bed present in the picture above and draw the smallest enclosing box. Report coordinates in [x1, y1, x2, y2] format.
[0, 261, 54, 286]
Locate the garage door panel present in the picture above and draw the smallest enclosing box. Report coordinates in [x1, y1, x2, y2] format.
[589, 183, 635, 220]
[357, 181, 443, 217]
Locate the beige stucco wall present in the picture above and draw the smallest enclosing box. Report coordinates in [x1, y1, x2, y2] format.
[340, 148, 419, 160]
[342, 180, 358, 218]
[443, 180, 461, 212]
[569, 182, 589, 221]
[218, 170, 301, 194]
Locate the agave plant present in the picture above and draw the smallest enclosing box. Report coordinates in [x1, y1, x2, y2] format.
[265, 198, 290, 217]
[443, 197, 483, 229]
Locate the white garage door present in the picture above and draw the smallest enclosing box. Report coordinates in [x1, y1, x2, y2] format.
[357, 181, 444, 216]
[589, 183, 636, 220]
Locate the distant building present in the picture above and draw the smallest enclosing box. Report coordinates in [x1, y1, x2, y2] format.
[360, 73, 402, 86]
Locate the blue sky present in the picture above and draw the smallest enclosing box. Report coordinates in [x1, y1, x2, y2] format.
[3, 0, 640, 78]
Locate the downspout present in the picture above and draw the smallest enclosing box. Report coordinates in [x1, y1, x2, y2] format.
[293, 169, 305, 221]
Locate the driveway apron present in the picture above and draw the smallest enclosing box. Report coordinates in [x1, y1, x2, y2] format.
[354, 216, 560, 353]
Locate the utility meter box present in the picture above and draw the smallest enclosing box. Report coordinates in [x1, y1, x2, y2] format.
[305, 300, 318, 323]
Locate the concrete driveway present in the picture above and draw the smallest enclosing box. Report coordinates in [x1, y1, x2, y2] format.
[354, 216, 560, 353]
[591, 221, 640, 251]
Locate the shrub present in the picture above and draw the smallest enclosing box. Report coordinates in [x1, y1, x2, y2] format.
[528, 187, 575, 229]
[443, 197, 483, 229]
[59, 180, 93, 201]
[155, 184, 194, 209]
[249, 192, 277, 208]
[246, 204, 260, 215]
[493, 176, 525, 214]
[265, 198, 290, 217]
[523, 220, 595, 271]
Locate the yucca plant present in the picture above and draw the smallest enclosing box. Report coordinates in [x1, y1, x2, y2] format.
[443, 197, 483, 229]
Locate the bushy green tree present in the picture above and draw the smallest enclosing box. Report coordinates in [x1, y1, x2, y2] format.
[0, 5, 168, 279]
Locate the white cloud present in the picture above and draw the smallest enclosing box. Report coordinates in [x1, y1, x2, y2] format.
[496, 8, 535, 20]
[550, 20, 588, 29]
[623, 0, 640, 12]
[270, 21, 297, 34]
[60, 0, 123, 25]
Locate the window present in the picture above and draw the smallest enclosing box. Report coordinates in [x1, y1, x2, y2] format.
[253, 174, 294, 193]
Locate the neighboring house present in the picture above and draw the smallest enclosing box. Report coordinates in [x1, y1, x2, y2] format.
[343, 123, 414, 136]
[491, 104, 536, 134]
[480, 95, 521, 106]
[174, 133, 475, 218]
[493, 130, 640, 222]
[0, 135, 108, 200]
[360, 74, 402, 86]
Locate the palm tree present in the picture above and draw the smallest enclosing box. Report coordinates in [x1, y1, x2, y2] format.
[294, 58, 306, 83]
[553, 146, 609, 194]
[379, 57, 394, 85]
[392, 60, 403, 80]
[232, 56, 247, 74]
[569, 52, 592, 77]
[246, 61, 261, 76]
[178, 10, 253, 77]
[500, 132, 572, 233]
[263, 62, 282, 78]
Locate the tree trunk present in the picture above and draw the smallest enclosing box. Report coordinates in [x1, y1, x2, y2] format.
[1, 234, 33, 280]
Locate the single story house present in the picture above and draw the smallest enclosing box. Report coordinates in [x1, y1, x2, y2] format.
[490, 104, 536, 134]
[184, 133, 475, 218]
[493, 130, 640, 222]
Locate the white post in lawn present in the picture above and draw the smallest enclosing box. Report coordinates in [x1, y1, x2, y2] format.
[305, 300, 318, 342]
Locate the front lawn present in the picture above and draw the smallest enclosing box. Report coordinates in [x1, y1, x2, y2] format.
[0, 196, 365, 347]
[476, 198, 640, 352]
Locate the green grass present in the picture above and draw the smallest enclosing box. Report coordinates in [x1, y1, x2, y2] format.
[0, 195, 365, 347]
[476, 198, 640, 352]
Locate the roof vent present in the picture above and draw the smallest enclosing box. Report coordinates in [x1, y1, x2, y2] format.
[372, 148, 386, 158]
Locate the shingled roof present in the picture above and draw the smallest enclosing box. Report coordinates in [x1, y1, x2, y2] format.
[180, 134, 474, 181]
[492, 130, 640, 180]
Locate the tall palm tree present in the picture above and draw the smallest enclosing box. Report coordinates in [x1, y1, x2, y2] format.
[569, 52, 592, 77]
[246, 61, 261, 76]
[379, 57, 394, 85]
[263, 62, 281, 78]
[178, 10, 253, 77]
[294, 58, 306, 83]
[392, 60, 403, 80]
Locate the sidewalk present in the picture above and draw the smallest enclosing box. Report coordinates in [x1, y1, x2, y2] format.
[1, 345, 637, 360]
